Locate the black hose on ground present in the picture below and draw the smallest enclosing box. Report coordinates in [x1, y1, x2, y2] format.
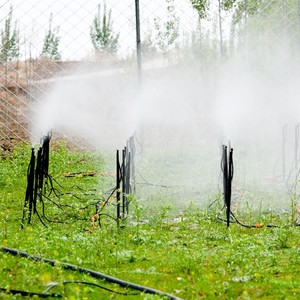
[1, 247, 183, 300]
[0, 287, 61, 298]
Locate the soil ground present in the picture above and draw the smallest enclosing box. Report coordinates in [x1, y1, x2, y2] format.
[0, 60, 81, 151]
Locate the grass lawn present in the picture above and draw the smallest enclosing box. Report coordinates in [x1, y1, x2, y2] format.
[0, 143, 299, 299]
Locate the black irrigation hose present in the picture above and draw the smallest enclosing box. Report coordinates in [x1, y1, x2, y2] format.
[230, 211, 278, 228]
[1, 247, 183, 300]
[46, 172, 99, 202]
[221, 145, 233, 228]
[34, 147, 43, 213]
[116, 142, 134, 222]
[212, 193, 294, 229]
[136, 170, 178, 188]
[20, 135, 129, 228]
[21, 148, 35, 229]
[81, 187, 117, 211]
[39, 179, 118, 225]
[25, 166, 105, 225]
[43, 280, 139, 296]
[22, 132, 135, 228]
[214, 203, 280, 228]
[0, 287, 61, 298]
[116, 149, 121, 220]
[122, 148, 127, 216]
[212, 144, 280, 229]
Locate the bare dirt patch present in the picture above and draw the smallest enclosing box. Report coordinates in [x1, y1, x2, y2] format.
[0, 60, 76, 151]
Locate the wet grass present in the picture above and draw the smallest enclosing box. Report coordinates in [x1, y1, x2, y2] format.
[0, 144, 299, 299]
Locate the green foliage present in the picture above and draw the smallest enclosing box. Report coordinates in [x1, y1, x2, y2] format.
[189, 0, 210, 19]
[41, 13, 61, 60]
[231, 0, 261, 24]
[154, 0, 180, 54]
[90, 2, 119, 54]
[229, 0, 299, 52]
[222, 0, 238, 11]
[0, 6, 19, 62]
[141, 31, 157, 57]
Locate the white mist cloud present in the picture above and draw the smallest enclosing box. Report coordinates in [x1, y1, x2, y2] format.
[214, 41, 300, 147]
[31, 66, 138, 149]
[30, 36, 300, 209]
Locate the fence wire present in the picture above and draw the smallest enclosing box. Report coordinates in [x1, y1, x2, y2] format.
[1, 0, 300, 150]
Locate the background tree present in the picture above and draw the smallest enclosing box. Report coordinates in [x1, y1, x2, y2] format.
[190, 0, 210, 19]
[90, 2, 119, 54]
[154, 0, 180, 54]
[189, 0, 249, 58]
[189, 0, 211, 58]
[0, 6, 19, 62]
[141, 30, 157, 57]
[232, 0, 298, 53]
[41, 13, 61, 60]
[232, 0, 260, 24]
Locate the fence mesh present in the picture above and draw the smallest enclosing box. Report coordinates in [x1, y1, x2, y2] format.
[1, 0, 300, 150]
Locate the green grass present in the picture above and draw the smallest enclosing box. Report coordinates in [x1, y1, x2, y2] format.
[0, 143, 300, 299]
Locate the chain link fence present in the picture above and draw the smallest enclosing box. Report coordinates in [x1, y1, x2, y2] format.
[1, 0, 300, 150]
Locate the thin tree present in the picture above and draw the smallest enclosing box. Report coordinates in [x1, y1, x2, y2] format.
[154, 0, 180, 54]
[141, 31, 157, 57]
[189, 0, 210, 51]
[0, 6, 19, 62]
[232, 0, 260, 24]
[190, 0, 241, 57]
[190, 0, 210, 19]
[41, 13, 61, 60]
[90, 2, 119, 54]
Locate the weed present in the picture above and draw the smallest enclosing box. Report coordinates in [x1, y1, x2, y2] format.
[272, 227, 292, 249]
